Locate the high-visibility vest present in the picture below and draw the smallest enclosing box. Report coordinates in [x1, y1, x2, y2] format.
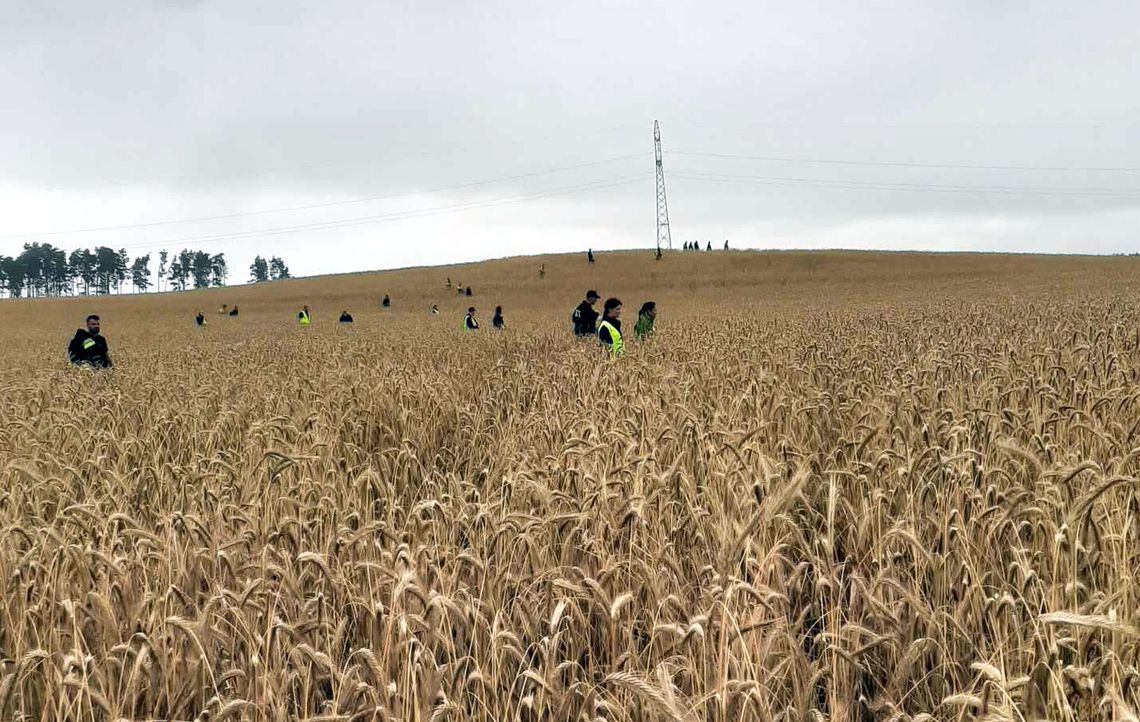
[299, 311, 311, 326]
[83, 338, 96, 350]
[598, 319, 623, 356]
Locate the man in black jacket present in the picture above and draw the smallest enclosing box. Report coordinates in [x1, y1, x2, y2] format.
[68, 314, 112, 368]
[572, 290, 600, 337]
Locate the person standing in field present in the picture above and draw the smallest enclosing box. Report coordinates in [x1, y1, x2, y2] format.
[465, 286, 473, 297]
[219, 304, 228, 315]
[724, 239, 729, 250]
[431, 304, 439, 315]
[68, 314, 113, 368]
[492, 306, 505, 329]
[339, 310, 354, 323]
[597, 298, 624, 356]
[634, 301, 656, 340]
[539, 264, 545, 279]
[195, 310, 207, 327]
[229, 306, 239, 316]
[588, 248, 595, 264]
[706, 241, 712, 252]
[572, 290, 600, 337]
[298, 305, 312, 326]
[464, 307, 479, 331]
[382, 294, 390, 308]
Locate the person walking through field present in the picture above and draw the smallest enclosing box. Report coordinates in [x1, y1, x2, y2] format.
[492, 306, 505, 329]
[382, 294, 390, 308]
[298, 305, 312, 326]
[588, 248, 595, 264]
[195, 310, 207, 327]
[464, 307, 479, 331]
[572, 290, 600, 337]
[597, 298, 624, 357]
[229, 305, 239, 316]
[339, 310, 354, 323]
[68, 314, 113, 368]
[634, 301, 656, 340]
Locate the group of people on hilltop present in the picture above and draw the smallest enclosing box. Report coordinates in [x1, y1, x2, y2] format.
[683, 240, 729, 251]
[572, 289, 656, 356]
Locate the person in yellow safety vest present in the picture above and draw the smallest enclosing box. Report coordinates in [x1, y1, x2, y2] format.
[464, 306, 479, 331]
[597, 297, 624, 356]
[298, 305, 312, 325]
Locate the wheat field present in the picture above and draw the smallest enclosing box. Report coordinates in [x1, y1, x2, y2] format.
[2, 250, 1140, 721]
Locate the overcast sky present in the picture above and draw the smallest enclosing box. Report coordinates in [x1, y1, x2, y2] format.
[2, 1, 1139, 278]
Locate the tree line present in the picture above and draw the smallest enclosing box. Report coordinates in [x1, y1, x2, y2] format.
[0, 243, 290, 298]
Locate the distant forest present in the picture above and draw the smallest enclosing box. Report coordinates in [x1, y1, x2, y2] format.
[0, 243, 290, 298]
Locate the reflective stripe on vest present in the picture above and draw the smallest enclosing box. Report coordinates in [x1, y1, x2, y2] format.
[83, 338, 96, 350]
[598, 320, 623, 356]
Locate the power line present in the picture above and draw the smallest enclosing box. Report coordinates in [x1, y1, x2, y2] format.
[670, 170, 1140, 197]
[0, 153, 643, 240]
[106, 174, 645, 253]
[19, 120, 647, 194]
[669, 150, 1140, 173]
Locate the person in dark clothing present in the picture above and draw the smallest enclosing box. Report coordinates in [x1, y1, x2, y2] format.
[464, 307, 479, 331]
[195, 310, 206, 327]
[587, 248, 595, 264]
[597, 298, 624, 356]
[724, 239, 729, 250]
[68, 314, 112, 368]
[382, 294, 390, 308]
[339, 310, 354, 323]
[431, 304, 439, 315]
[229, 306, 239, 316]
[492, 306, 505, 329]
[465, 286, 472, 297]
[656, 246, 662, 261]
[706, 241, 712, 251]
[572, 290, 601, 337]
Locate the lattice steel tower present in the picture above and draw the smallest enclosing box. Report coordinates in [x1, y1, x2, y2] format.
[654, 120, 672, 252]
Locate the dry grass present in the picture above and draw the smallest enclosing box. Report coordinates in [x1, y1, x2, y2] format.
[2, 249, 1140, 721]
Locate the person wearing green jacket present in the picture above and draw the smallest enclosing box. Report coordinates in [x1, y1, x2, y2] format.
[634, 301, 656, 340]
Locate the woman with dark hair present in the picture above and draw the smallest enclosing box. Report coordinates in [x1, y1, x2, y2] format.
[597, 297, 624, 356]
[492, 306, 505, 329]
[634, 301, 656, 340]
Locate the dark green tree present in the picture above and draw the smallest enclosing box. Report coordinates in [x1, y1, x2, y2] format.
[249, 255, 269, 283]
[131, 254, 152, 293]
[211, 253, 227, 287]
[269, 256, 291, 280]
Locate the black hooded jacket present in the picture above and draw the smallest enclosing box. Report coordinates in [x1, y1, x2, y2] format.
[68, 329, 112, 368]
[572, 301, 599, 336]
